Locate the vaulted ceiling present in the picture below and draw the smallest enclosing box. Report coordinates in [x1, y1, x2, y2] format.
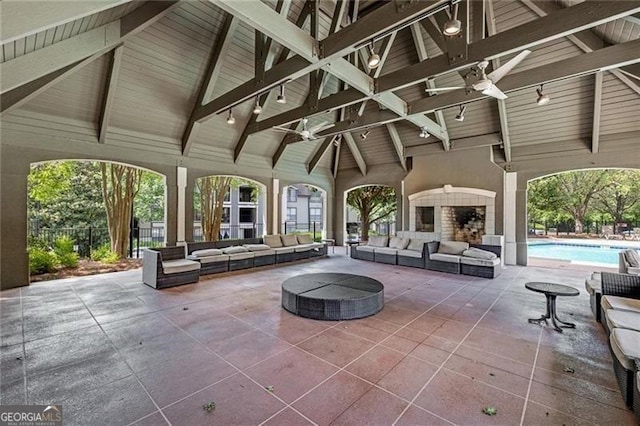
[1, 0, 639, 178]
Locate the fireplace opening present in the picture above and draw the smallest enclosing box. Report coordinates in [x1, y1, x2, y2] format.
[442, 206, 486, 243]
[415, 206, 435, 232]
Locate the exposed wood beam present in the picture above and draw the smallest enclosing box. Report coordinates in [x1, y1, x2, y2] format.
[406, 133, 501, 156]
[196, 0, 445, 122]
[182, 13, 236, 155]
[386, 123, 407, 171]
[592, 71, 603, 153]
[471, 0, 485, 43]
[242, 1, 640, 140]
[0, 0, 130, 44]
[410, 23, 449, 151]
[1, 1, 179, 114]
[307, 135, 338, 174]
[332, 136, 341, 178]
[309, 38, 640, 138]
[98, 45, 123, 144]
[342, 132, 367, 176]
[233, 5, 311, 163]
[356, 31, 397, 116]
[521, 0, 640, 95]
[486, 0, 511, 162]
[378, 1, 640, 93]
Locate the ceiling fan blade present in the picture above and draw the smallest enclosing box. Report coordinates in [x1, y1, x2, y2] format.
[487, 50, 531, 83]
[424, 87, 465, 92]
[308, 121, 330, 133]
[482, 85, 508, 100]
[310, 122, 335, 134]
[272, 126, 296, 133]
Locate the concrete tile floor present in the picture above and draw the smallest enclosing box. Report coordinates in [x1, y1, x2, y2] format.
[0, 248, 636, 425]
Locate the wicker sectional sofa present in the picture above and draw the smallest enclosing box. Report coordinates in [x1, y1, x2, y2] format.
[351, 236, 502, 278]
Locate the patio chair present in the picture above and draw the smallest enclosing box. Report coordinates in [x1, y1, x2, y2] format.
[601, 225, 614, 240]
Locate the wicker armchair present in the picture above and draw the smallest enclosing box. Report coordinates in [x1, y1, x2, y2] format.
[600, 272, 640, 334]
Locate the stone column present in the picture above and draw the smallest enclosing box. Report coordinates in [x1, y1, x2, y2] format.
[164, 169, 178, 246]
[176, 167, 187, 244]
[503, 171, 517, 265]
[184, 174, 195, 242]
[515, 187, 528, 266]
[270, 178, 279, 235]
[0, 161, 30, 289]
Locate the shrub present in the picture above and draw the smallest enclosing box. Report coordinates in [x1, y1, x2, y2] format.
[101, 251, 121, 264]
[53, 236, 79, 268]
[91, 243, 120, 264]
[28, 235, 49, 250]
[29, 248, 57, 275]
[57, 252, 79, 268]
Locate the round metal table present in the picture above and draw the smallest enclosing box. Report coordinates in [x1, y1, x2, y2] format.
[525, 282, 579, 332]
[282, 273, 384, 320]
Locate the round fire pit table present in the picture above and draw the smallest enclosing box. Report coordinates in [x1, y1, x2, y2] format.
[282, 273, 384, 320]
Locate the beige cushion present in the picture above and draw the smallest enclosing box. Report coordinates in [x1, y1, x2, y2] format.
[281, 234, 299, 247]
[274, 247, 294, 254]
[407, 239, 426, 252]
[375, 247, 397, 255]
[191, 248, 223, 257]
[628, 266, 640, 276]
[356, 246, 375, 253]
[601, 295, 640, 314]
[429, 253, 461, 263]
[460, 257, 500, 267]
[368, 236, 389, 247]
[389, 237, 410, 250]
[297, 234, 313, 244]
[294, 244, 314, 252]
[228, 252, 255, 260]
[243, 244, 271, 251]
[222, 246, 248, 254]
[610, 328, 640, 370]
[263, 235, 283, 248]
[437, 241, 469, 255]
[397, 249, 422, 258]
[606, 309, 640, 332]
[462, 247, 497, 260]
[623, 249, 640, 267]
[585, 278, 601, 295]
[198, 255, 229, 264]
[252, 249, 275, 257]
[162, 259, 200, 274]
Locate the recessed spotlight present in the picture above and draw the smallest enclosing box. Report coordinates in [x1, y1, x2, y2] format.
[536, 84, 550, 105]
[276, 85, 286, 104]
[367, 42, 381, 69]
[443, 3, 461, 36]
[360, 129, 370, 140]
[455, 105, 466, 122]
[226, 109, 235, 125]
[253, 96, 262, 114]
[419, 127, 429, 138]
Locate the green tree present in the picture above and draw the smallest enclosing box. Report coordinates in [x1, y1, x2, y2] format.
[554, 170, 607, 234]
[527, 176, 562, 234]
[346, 186, 396, 241]
[593, 169, 640, 234]
[134, 172, 164, 222]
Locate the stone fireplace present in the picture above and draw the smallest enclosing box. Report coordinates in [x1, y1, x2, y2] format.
[406, 185, 496, 242]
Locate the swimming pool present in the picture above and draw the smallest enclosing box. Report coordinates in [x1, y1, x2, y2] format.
[527, 242, 640, 266]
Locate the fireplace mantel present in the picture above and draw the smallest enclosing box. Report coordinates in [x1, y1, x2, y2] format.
[408, 185, 496, 201]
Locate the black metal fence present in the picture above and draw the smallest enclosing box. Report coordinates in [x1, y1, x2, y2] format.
[193, 223, 265, 242]
[28, 226, 164, 258]
[528, 219, 640, 236]
[281, 222, 323, 240]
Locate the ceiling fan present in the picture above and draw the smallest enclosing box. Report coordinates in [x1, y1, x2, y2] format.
[272, 118, 335, 141]
[425, 50, 532, 100]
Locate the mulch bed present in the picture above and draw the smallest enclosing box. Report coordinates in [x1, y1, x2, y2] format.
[30, 259, 142, 282]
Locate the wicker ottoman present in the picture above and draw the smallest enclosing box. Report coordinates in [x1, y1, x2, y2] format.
[610, 328, 640, 407]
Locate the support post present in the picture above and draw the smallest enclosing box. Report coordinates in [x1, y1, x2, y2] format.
[503, 171, 517, 265]
[271, 178, 279, 235]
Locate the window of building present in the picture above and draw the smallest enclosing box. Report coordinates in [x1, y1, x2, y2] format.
[239, 186, 254, 202]
[239, 207, 255, 223]
[223, 187, 231, 202]
[310, 207, 322, 222]
[287, 187, 297, 202]
[222, 207, 230, 223]
[287, 207, 297, 221]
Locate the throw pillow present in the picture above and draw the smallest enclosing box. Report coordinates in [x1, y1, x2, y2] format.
[243, 244, 271, 252]
[191, 249, 223, 257]
[389, 237, 410, 250]
[437, 241, 469, 255]
[624, 249, 640, 267]
[297, 234, 313, 244]
[222, 246, 248, 254]
[407, 239, 425, 252]
[281, 234, 299, 247]
[368, 236, 389, 247]
[263, 235, 283, 248]
[462, 248, 497, 260]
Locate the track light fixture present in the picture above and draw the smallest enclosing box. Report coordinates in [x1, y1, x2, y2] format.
[443, 3, 461, 36]
[455, 105, 467, 122]
[367, 41, 381, 69]
[360, 129, 370, 140]
[419, 127, 429, 138]
[226, 109, 235, 125]
[333, 135, 341, 147]
[253, 96, 262, 114]
[276, 85, 286, 104]
[536, 84, 550, 105]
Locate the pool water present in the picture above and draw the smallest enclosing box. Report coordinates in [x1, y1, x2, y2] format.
[528, 242, 640, 266]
